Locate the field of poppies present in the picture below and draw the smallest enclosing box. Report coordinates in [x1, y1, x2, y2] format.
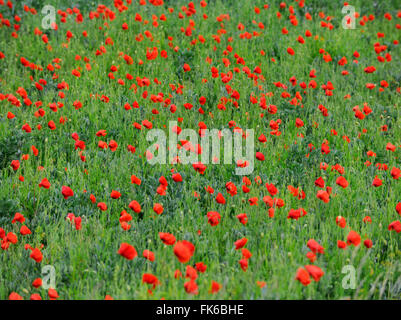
[0, 0, 400, 300]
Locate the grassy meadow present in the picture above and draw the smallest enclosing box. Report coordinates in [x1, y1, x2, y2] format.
[0, 0, 400, 300]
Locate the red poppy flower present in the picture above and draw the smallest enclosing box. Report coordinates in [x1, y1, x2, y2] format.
[12, 212, 25, 224]
[336, 216, 346, 228]
[20, 225, 31, 236]
[110, 190, 121, 199]
[336, 176, 349, 188]
[235, 238, 248, 250]
[9, 292, 23, 300]
[159, 232, 176, 245]
[207, 211, 221, 226]
[142, 273, 160, 288]
[30, 248, 43, 263]
[10, 160, 20, 171]
[30, 293, 42, 300]
[307, 239, 324, 254]
[209, 281, 221, 293]
[118, 243, 138, 260]
[48, 288, 59, 300]
[173, 240, 195, 263]
[372, 176, 382, 187]
[32, 278, 42, 288]
[153, 203, 164, 215]
[143, 250, 155, 262]
[39, 178, 51, 189]
[61, 186, 74, 200]
[287, 47, 295, 55]
[388, 221, 401, 233]
[129, 200, 141, 213]
[347, 230, 361, 246]
[184, 280, 198, 294]
[305, 265, 324, 282]
[295, 267, 310, 286]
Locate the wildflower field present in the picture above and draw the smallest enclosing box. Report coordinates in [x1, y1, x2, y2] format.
[0, 0, 401, 300]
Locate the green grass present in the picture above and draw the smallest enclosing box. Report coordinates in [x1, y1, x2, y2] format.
[0, 0, 400, 300]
